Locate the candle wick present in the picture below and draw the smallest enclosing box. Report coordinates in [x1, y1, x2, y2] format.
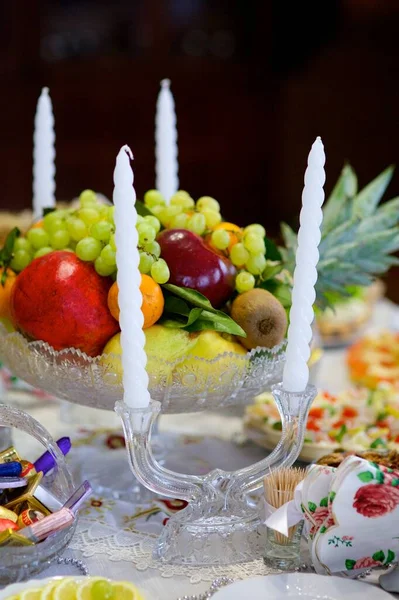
[121, 144, 134, 160]
[161, 79, 171, 89]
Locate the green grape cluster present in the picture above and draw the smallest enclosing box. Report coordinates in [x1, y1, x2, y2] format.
[143, 189, 268, 295]
[144, 189, 222, 236]
[210, 224, 267, 294]
[12, 190, 170, 284]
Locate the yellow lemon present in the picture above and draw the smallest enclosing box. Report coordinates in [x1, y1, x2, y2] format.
[52, 579, 77, 600]
[111, 581, 143, 600]
[75, 578, 110, 600]
[19, 589, 42, 600]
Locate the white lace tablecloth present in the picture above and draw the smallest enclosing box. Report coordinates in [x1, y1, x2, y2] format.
[3, 299, 399, 599]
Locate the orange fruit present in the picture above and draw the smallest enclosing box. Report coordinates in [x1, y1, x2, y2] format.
[0, 268, 17, 321]
[107, 275, 164, 329]
[213, 222, 242, 251]
[31, 219, 44, 229]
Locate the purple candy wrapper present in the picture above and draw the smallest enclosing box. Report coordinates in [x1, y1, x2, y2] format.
[34, 437, 71, 475]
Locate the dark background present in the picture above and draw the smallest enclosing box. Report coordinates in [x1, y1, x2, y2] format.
[1, 0, 398, 298]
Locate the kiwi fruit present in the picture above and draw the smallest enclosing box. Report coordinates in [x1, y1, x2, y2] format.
[231, 288, 287, 350]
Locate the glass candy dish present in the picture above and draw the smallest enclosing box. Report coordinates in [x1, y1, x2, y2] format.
[0, 404, 77, 584]
[0, 324, 286, 413]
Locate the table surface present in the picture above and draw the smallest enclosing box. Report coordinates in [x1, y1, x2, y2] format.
[3, 299, 399, 600]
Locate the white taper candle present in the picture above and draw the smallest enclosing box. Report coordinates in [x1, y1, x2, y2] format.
[282, 137, 326, 393]
[33, 87, 56, 220]
[113, 145, 151, 408]
[155, 79, 179, 204]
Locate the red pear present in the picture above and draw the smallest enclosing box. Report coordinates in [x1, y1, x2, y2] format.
[11, 251, 119, 357]
[157, 229, 236, 307]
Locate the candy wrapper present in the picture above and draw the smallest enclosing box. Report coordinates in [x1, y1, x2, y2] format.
[265, 456, 399, 576]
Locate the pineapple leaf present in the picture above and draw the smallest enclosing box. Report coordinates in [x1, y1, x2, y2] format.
[280, 222, 297, 253]
[319, 218, 360, 256]
[317, 261, 373, 287]
[322, 164, 357, 234]
[353, 165, 394, 218]
[358, 196, 399, 234]
[280, 223, 297, 273]
[331, 229, 399, 260]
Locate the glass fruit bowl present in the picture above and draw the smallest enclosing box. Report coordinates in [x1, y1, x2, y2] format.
[0, 404, 77, 584]
[0, 324, 286, 413]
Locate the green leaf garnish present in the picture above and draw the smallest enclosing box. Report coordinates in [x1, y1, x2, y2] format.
[370, 437, 387, 450]
[259, 279, 292, 308]
[184, 310, 246, 336]
[161, 284, 246, 337]
[0, 227, 21, 285]
[135, 199, 163, 225]
[335, 424, 347, 444]
[261, 261, 284, 282]
[264, 237, 282, 261]
[163, 284, 214, 310]
[42, 207, 56, 217]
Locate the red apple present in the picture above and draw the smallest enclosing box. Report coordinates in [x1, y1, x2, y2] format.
[11, 251, 119, 357]
[157, 229, 236, 307]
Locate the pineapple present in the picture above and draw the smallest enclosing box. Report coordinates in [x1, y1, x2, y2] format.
[280, 164, 399, 308]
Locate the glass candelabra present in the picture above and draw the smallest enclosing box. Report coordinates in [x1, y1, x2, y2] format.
[115, 383, 316, 565]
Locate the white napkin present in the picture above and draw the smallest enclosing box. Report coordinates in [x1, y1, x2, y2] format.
[311, 456, 399, 575]
[265, 456, 399, 576]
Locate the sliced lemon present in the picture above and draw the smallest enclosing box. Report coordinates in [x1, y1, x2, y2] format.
[19, 589, 43, 600]
[5, 596, 20, 600]
[111, 582, 143, 600]
[52, 579, 77, 600]
[40, 581, 58, 600]
[40, 579, 75, 600]
[76, 578, 110, 600]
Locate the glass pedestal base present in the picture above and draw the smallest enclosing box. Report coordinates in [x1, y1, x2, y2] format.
[155, 497, 266, 565]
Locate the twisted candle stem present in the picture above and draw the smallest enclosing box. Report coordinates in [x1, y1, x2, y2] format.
[283, 137, 325, 393]
[113, 146, 150, 408]
[33, 87, 56, 219]
[155, 79, 179, 203]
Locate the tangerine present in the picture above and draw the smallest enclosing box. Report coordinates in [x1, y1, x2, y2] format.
[213, 222, 242, 251]
[30, 219, 44, 229]
[107, 275, 164, 329]
[0, 268, 17, 322]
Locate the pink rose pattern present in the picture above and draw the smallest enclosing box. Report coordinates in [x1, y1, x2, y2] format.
[309, 506, 335, 538]
[312, 462, 399, 572]
[346, 549, 396, 571]
[354, 483, 399, 518]
[353, 557, 381, 569]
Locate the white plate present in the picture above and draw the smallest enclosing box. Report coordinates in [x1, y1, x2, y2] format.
[0, 577, 84, 598]
[212, 573, 392, 600]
